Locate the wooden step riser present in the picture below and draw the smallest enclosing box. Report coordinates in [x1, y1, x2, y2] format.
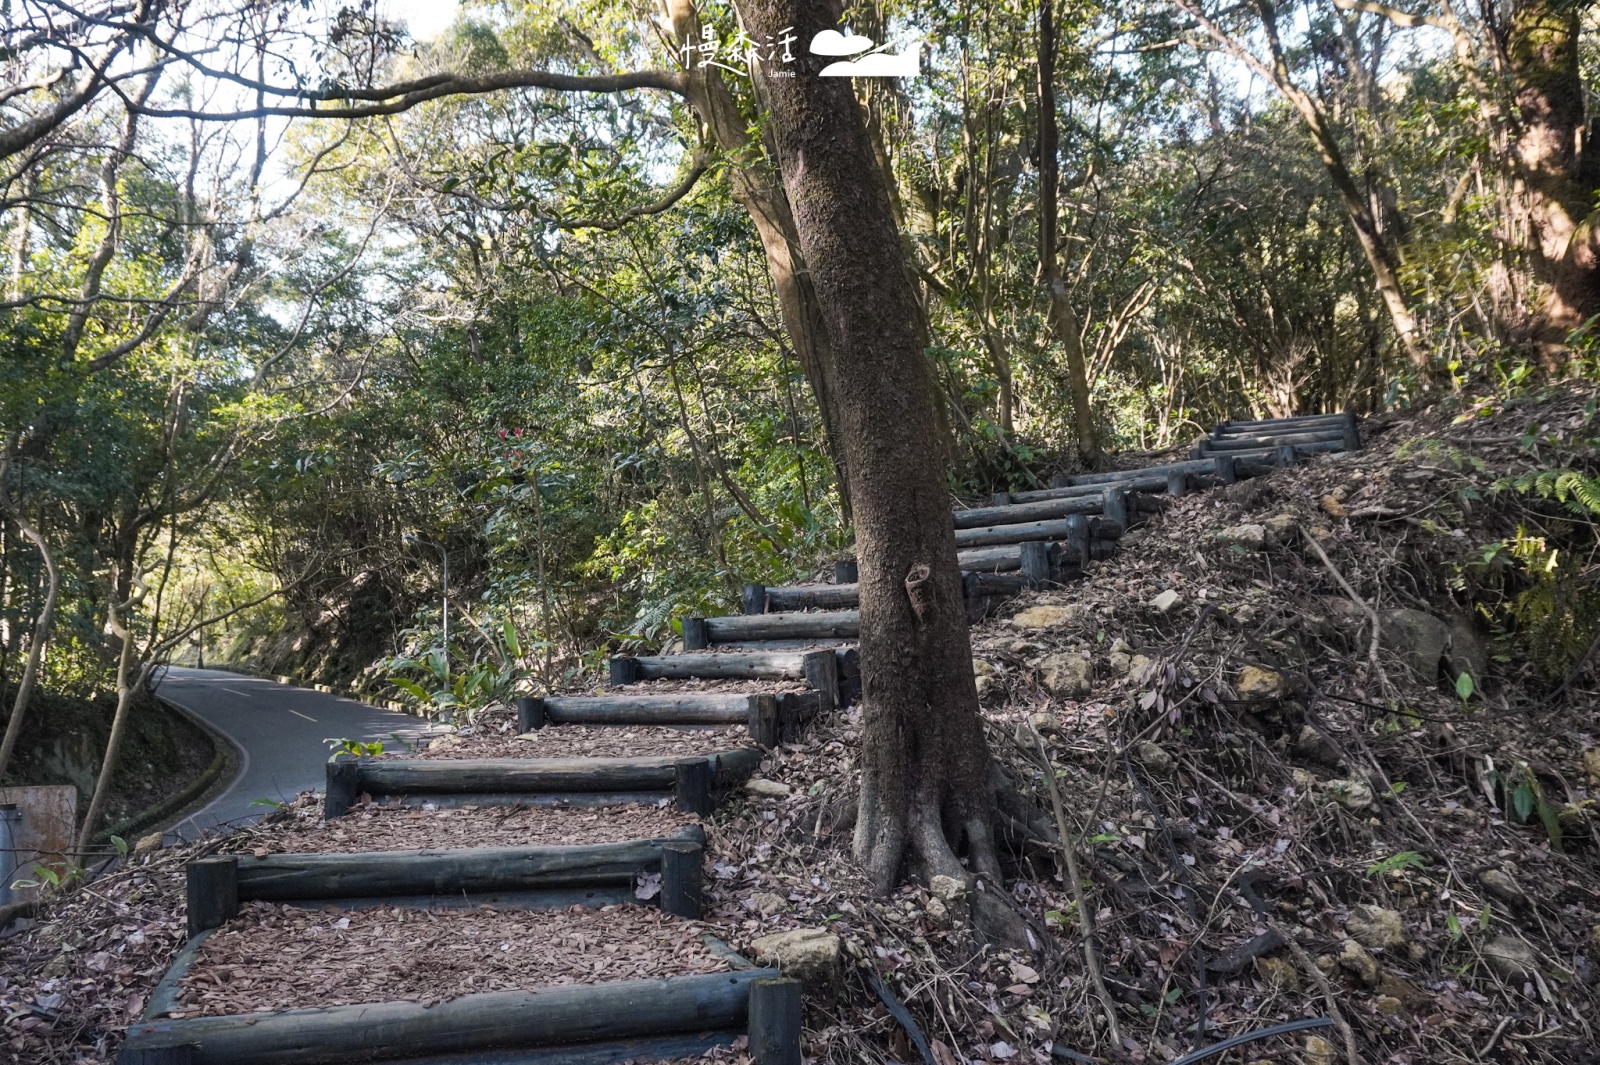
[119, 965, 796, 1065]
[324, 750, 762, 820]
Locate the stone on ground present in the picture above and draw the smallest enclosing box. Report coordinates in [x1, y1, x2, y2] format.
[1483, 935, 1540, 983]
[1010, 605, 1081, 629]
[1235, 665, 1284, 699]
[1345, 904, 1407, 949]
[1214, 523, 1266, 548]
[1379, 608, 1450, 681]
[1150, 589, 1182, 613]
[1039, 651, 1093, 697]
[1132, 740, 1176, 775]
[1337, 938, 1381, 985]
[750, 927, 843, 990]
[745, 778, 792, 798]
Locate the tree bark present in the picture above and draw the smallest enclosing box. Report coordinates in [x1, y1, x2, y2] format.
[1502, 0, 1598, 352]
[729, 0, 1017, 938]
[1037, 0, 1099, 462]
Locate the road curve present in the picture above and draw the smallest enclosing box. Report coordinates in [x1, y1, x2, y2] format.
[154, 667, 444, 841]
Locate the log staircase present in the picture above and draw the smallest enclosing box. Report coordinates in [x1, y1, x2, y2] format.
[119, 413, 1357, 1065]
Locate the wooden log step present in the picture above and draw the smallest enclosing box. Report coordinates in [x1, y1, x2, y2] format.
[1001, 471, 1173, 504]
[518, 687, 806, 738]
[612, 649, 830, 683]
[1215, 411, 1354, 433]
[963, 572, 1033, 597]
[327, 749, 764, 819]
[954, 516, 1122, 549]
[531, 693, 757, 726]
[952, 493, 1104, 529]
[222, 834, 703, 904]
[1200, 428, 1348, 450]
[752, 582, 859, 612]
[1058, 457, 1220, 488]
[708, 639, 855, 650]
[956, 538, 1118, 573]
[118, 968, 783, 1065]
[703, 610, 859, 643]
[1192, 439, 1346, 460]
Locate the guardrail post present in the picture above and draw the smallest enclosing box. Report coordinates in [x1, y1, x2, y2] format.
[1166, 470, 1188, 497]
[1020, 541, 1050, 588]
[747, 695, 780, 748]
[1277, 444, 1297, 467]
[1064, 514, 1089, 570]
[1213, 453, 1237, 484]
[674, 758, 715, 816]
[749, 976, 803, 1065]
[742, 584, 767, 615]
[1102, 488, 1129, 533]
[515, 697, 546, 732]
[608, 656, 640, 685]
[682, 617, 710, 651]
[325, 754, 360, 819]
[801, 651, 839, 712]
[187, 856, 238, 939]
[660, 841, 704, 918]
[833, 559, 858, 584]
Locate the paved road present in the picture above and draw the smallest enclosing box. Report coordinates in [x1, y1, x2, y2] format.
[154, 667, 444, 840]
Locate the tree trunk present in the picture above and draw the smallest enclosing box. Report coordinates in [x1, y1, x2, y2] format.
[0, 501, 58, 782]
[1247, 0, 1431, 373]
[1037, 0, 1099, 462]
[77, 596, 143, 850]
[1502, 0, 1598, 353]
[730, 0, 1017, 936]
[662, 0, 855, 516]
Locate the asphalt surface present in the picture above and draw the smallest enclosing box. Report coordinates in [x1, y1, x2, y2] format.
[154, 667, 444, 841]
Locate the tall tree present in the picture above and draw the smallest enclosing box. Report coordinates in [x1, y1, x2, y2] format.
[1336, 0, 1599, 355]
[1175, 0, 1433, 371]
[1038, 0, 1100, 461]
[728, 0, 1017, 935]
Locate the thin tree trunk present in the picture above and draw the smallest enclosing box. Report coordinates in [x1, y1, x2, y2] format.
[662, 0, 855, 517]
[1183, 0, 1430, 371]
[1038, 0, 1098, 461]
[731, 0, 1021, 943]
[0, 500, 58, 782]
[1249, 0, 1429, 372]
[77, 596, 143, 849]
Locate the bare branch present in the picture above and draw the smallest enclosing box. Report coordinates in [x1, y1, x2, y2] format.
[112, 68, 688, 122]
[1328, 0, 1448, 30]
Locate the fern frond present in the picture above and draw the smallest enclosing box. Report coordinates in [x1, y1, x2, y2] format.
[1502, 467, 1600, 517]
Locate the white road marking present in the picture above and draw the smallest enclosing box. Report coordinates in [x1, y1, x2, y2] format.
[288, 709, 317, 723]
[220, 687, 253, 697]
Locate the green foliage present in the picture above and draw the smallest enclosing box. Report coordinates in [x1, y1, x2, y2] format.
[1366, 851, 1425, 878]
[1503, 469, 1600, 517]
[1450, 455, 1600, 684]
[325, 738, 384, 758]
[1485, 760, 1564, 851]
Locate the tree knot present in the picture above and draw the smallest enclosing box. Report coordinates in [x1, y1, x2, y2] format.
[904, 563, 933, 626]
